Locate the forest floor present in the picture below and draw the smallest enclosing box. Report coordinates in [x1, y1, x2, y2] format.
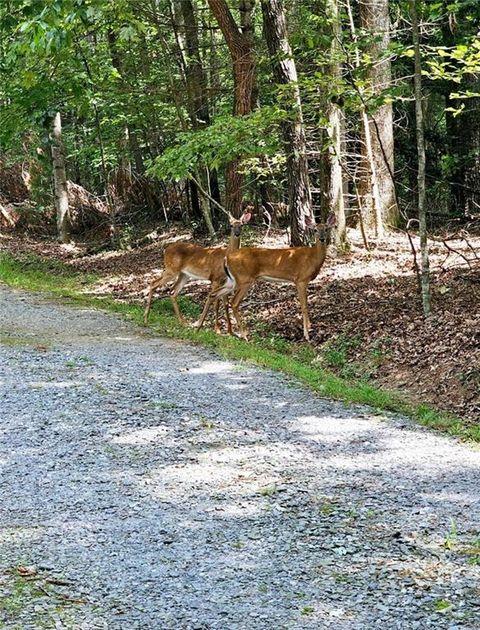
[1, 285, 479, 629]
[0, 226, 479, 423]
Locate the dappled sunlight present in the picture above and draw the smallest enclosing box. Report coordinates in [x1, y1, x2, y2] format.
[28, 380, 81, 389]
[0, 526, 44, 547]
[141, 440, 302, 505]
[291, 414, 374, 438]
[222, 381, 249, 390]
[2, 286, 479, 629]
[188, 360, 236, 375]
[111, 426, 169, 446]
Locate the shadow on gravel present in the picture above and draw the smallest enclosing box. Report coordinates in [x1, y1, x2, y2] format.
[1, 345, 479, 629]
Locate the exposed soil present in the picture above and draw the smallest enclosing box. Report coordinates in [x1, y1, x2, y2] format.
[1, 227, 479, 422]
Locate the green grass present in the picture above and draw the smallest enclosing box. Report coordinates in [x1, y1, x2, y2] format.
[1, 251, 478, 442]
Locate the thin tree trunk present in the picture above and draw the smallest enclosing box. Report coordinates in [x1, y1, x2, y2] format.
[346, 0, 384, 239]
[410, 0, 431, 317]
[261, 0, 313, 246]
[208, 0, 256, 219]
[359, 0, 398, 227]
[324, 0, 346, 249]
[179, 0, 221, 225]
[51, 112, 71, 243]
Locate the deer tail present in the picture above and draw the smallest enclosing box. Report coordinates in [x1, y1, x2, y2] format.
[213, 257, 235, 299]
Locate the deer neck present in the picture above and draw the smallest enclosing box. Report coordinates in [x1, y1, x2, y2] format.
[228, 232, 241, 251]
[313, 235, 327, 267]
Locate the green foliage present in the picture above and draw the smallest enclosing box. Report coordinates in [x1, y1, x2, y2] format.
[147, 107, 285, 181]
[1, 0, 479, 223]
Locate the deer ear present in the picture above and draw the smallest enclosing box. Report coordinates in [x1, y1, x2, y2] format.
[241, 212, 252, 224]
[305, 214, 315, 228]
[326, 212, 337, 228]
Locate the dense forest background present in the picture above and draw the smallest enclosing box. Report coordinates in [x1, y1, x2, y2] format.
[1, 0, 479, 243]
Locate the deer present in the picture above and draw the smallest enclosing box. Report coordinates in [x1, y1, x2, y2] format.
[211, 213, 336, 341]
[143, 211, 251, 331]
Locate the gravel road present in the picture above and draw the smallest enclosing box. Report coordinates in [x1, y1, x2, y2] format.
[0, 285, 479, 630]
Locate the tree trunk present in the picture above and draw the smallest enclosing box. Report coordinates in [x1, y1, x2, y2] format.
[345, 0, 383, 238]
[450, 78, 480, 217]
[261, 0, 313, 246]
[359, 0, 398, 228]
[440, 3, 480, 217]
[208, 0, 256, 219]
[410, 0, 431, 317]
[324, 0, 346, 249]
[180, 0, 222, 223]
[51, 112, 71, 243]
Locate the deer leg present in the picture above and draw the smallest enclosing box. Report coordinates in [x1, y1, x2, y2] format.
[170, 273, 189, 324]
[144, 270, 177, 324]
[223, 297, 232, 335]
[296, 281, 311, 341]
[213, 298, 222, 334]
[193, 290, 215, 330]
[230, 284, 251, 340]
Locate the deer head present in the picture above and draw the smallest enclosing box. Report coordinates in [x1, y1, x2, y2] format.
[229, 210, 252, 238]
[305, 213, 337, 243]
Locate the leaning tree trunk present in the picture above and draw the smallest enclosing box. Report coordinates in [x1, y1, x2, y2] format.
[261, 0, 313, 246]
[51, 112, 71, 243]
[410, 0, 431, 317]
[359, 0, 398, 228]
[207, 0, 256, 219]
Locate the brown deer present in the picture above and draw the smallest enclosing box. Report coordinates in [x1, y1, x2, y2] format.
[212, 213, 336, 341]
[143, 211, 251, 330]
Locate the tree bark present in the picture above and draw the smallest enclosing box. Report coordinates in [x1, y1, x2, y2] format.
[359, 0, 398, 228]
[345, 0, 383, 238]
[410, 0, 431, 317]
[180, 0, 222, 223]
[51, 112, 71, 243]
[208, 0, 256, 219]
[324, 0, 346, 249]
[450, 76, 480, 217]
[261, 0, 313, 246]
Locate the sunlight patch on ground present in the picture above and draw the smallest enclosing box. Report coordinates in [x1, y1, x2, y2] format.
[0, 526, 43, 546]
[209, 501, 262, 519]
[222, 382, 249, 390]
[146, 370, 171, 379]
[150, 461, 240, 486]
[291, 414, 365, 437]
[111, 426, 169, 446]
[143, 441, 306, 505]
[189, 361, 235, 375]
[29, 380, 80, 389]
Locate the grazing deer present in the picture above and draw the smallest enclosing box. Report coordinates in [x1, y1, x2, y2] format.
[143, 211, 251, 330]
[213, 213, 336, 341]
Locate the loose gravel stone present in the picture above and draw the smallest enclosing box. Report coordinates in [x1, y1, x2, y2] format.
[0, 285, 479, 629]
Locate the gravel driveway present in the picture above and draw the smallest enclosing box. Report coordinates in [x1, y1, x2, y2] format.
[0, 285, 479, 630]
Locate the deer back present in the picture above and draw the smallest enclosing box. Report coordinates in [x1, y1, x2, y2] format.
[226, 241, 327, 284]
[164, 242, 227, 281]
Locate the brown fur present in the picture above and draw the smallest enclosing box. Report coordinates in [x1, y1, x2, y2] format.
[215, 221, 333, 341]
[143, 212, 251, 330]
